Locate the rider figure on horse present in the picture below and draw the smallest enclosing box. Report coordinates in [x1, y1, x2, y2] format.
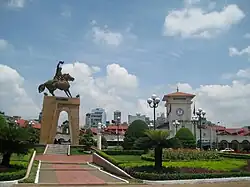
[53, 61, 64, 82]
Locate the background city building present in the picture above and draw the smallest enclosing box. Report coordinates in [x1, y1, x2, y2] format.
[113, 110, 121, 121]
[88, 108, 106, 128]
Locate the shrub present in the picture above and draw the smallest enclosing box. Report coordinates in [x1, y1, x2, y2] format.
[219, 152, 250, 159]
[146, 149, 220, 161]
[0, 170, 26, 181]
[122, 120, 149, 150]
[175, 128, 196, 148]
[103, 150, 145, 155]
[0, 150, 34, 181]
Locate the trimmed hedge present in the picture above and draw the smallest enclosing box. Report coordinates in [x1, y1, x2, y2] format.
[219, 152, 250, 159]
[141, 154, 160, 162]
[103, 150, 145, 155]
[95, 149, 121, 165]
[125, 170, 250, 180]
[0, 170, 26, 181]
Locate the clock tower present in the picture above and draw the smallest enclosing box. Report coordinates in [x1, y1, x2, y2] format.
[162, 88, 195, 137]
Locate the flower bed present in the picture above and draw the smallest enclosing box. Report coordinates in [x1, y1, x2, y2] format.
[144, 149, 221, 161]
[123, 162, 250, 180]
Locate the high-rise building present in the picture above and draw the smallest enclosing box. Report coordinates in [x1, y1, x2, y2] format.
[90, 108, 106, 127]
[114, 110, 121, 121]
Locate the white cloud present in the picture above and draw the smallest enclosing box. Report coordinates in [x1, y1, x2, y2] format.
[163, 4, 245, 39]
[7, 0, 26, 8]
[0, 64, 39, 118]
[91, 25, 123, 46]
[0, 39, 9, 50]
[229, 46, 250, 57]
[244, 33, 250, 39]
[236, 69, 250, 79]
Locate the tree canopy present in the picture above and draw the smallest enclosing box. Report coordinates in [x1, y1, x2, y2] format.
[122, 120, 149, 150]
[0, 114, 32, 167]
[175, 128, 196, 148]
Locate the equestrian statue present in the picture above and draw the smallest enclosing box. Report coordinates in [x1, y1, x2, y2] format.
[38, 61, 75, 98]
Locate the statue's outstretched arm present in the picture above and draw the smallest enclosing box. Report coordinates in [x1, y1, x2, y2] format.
[57, 61, 64, 69]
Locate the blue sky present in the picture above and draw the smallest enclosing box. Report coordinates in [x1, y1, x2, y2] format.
[1, 0, 250, 126]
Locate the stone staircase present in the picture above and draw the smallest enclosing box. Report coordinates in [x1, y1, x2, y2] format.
[44, 144, 69, 155]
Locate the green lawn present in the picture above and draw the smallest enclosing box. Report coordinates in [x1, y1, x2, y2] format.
[112, 155, 146, 163]
[70, 147, 91, 155]
[35, 147, 45, 154]
[112, 154, 247, 172]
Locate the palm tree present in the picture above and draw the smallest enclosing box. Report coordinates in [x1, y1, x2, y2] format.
[134, 130, 182, 170]
[134, 130, 176, 170]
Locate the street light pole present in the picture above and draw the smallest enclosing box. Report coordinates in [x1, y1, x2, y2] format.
[173, 120, 180, 136]
[97, 122, 102, 150]
[116, 116, 120, 146]
[191, 116, 198, 143]
[196, 108, 206, 150]
[147, 94, 161, 130]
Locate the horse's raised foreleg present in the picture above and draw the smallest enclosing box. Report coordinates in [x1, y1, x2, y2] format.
[67, 89, 73, 98]
[50, 90, 55, 96]
[64, 90, 70, 97]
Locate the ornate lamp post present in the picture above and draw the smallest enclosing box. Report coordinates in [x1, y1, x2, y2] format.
[97, 122, 102, 150]
[196, 108, 206, 150]
[147, 94, 161, 130]
[191, 115, 199, 143]
[116, 116, 121, 146]
[173, 120, 180, 135]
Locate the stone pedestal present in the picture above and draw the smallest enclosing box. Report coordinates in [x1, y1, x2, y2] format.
[39, 96, 80, 145]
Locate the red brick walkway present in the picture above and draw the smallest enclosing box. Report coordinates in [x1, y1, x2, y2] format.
[35, 154, 122, 184]
[35, 154, 92, 163]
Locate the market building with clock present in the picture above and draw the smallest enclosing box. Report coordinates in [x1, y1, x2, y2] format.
[162, 88, 195, 138]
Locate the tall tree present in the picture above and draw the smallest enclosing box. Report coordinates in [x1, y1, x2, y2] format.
[122, 120, 149, 150]
[0, 115, 31, 167]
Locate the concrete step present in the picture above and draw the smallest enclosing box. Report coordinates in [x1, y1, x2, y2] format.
[45, 144, 69, 155]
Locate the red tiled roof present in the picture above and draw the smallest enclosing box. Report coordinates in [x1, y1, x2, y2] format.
[32, 123, 41, 129]
[162, 92, 195, 101]
[16, 119, 27, 127]
[106, 126, 128, 130]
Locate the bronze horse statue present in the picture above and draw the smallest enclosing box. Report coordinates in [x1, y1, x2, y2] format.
[38, 73, 75, 98]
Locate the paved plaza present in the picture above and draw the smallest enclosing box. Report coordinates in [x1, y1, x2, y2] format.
[34, 154, 125, 185]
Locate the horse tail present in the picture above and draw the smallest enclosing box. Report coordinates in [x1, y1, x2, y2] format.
[38, 83, 45, 93]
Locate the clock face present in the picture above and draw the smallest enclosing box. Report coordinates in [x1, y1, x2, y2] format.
[176, 108, 184, 116]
